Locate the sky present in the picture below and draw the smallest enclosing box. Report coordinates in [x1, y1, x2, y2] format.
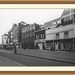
[0, 9, 64, 44]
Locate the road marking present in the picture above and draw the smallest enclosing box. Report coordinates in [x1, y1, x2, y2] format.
[0, 55, 23, 66]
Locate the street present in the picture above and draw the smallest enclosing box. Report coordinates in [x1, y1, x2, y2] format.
[0, 55, 23, 66]
[0, 49, 75, 66]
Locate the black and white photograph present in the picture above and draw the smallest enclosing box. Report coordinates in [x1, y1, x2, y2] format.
[0, 8, 75, 66]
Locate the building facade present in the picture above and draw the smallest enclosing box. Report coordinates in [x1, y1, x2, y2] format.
[16, 21, 25, 48]
[46, 9, 75, 51]
[2, 34, 8, 45]
[2, 34, 8, 48]
[21, 24, 29, 49]
[22, 23, 40, 49]
[46, 24, 75, 51]
[10, 21, 25, 48]
[35, 29, 46, 50]
[10, 23, 17, 45]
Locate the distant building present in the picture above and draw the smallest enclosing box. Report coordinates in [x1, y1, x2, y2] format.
[10, 23, 17, 45]
[2, 34, 8, 45]
[10, 21, 25, 48]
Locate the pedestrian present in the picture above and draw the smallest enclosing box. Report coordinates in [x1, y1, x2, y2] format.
[14, 44, 17, 54]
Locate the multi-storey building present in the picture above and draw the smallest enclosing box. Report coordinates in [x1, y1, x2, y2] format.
[22, 23, 40, 49]
[17, 21, 25, 48]
[2, 34, 8, 48]
[21, 24, 29, 49]
[11, 23, 17, 44]
[2, 34, 8, 45]
[10, 21, 25, 48]
[35, 29, 46, 50]
[46, 9, 75, 51]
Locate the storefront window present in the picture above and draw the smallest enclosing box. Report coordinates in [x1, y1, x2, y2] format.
[36, 35, 39, 39]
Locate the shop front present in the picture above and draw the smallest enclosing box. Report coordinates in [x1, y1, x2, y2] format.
[35, 39, 46, 50]
[46, 38, 75, 51]
[54, 38, 75, 51]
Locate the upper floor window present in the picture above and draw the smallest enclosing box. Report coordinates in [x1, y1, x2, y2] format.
[71, 14, 74, 19]
[30, 27, 32, 30]
[53, 22, 56, 25]
[41, 34, 43, 39]
[4, 37, 7, 39]
[64, 15, 70, 22]
[56, 33, 59, 39]
[36, 35, 39, 39]
[32, 26, 35, 29]
[57, 21, 60, 24]
[64, 31, 68, 39]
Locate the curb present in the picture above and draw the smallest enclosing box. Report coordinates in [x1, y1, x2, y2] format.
[17, 53, 75, 65]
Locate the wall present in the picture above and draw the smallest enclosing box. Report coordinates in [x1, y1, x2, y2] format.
[46, 24, 75, 41]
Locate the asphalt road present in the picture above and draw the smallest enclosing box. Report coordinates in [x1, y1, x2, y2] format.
[0, 55, 23, 66]
[0, 50, 75, 66]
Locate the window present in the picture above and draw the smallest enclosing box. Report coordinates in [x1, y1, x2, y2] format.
[71, 9, 74, 13]
[41, 34, 43, 39]
[57, 21, 60, 24]
[56, 33, 59, 39]
[64, 15, 70, 22]
[71, 14, 74, 19]
[36, 35, 39, 39]
[30, 27, 32, 30]
[42, 34, 45, 39]
[53, 22, 56, 25]
[32, 25, 35, 30]
[64, 31, 68, 39]
[4, 37, 7, 39]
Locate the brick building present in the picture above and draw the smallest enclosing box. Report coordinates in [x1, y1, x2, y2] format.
[10, 21, 25, 48]
[22, 23, 40, 49]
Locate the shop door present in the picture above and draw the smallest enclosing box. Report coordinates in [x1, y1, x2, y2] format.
[58, 44, 61, 50]
[38, 43, 43, 50]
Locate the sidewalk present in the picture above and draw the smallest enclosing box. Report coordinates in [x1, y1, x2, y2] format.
[17, 49, 75, 64]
